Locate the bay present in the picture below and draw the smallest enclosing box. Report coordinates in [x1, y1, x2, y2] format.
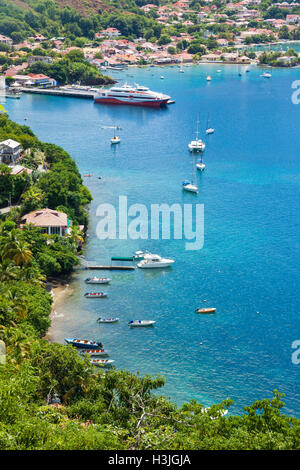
[5, 64, 300, 415]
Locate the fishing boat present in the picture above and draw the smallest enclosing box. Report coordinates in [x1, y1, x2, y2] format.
[90, 358, 115, 367]
[137, 253, 174, 268]
[128, 320, 156, 327]
[195, 307, 216, 314]
[85, 277, 111, 284]
[84, 292, 108, 298]
[65, 338, 103, 349]
[80, 349, 109, 356]
[97, 317, 119, 323]
[188, 117, 205, 152]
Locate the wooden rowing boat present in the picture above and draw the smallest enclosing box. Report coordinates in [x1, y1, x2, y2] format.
[195, 307, 216, 314]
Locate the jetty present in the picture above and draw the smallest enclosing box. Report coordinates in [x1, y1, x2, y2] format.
[20, 87, 96, 99]
[85, 265, 135, 270]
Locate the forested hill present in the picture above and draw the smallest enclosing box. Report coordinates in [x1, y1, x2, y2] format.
[2, 0, 164, 43]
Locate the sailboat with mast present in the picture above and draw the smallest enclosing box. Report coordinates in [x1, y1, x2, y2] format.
[196, 153, 205, 171]
[188, 116, 205, 152]
[179, 58, 184, 73]
[182, 153, 198, 193]
[205, 113, 214, 135]
[101, 124, 121, 144]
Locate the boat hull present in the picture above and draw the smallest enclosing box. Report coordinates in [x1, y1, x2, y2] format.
[195, 308, 216, 314]
[65, 338, 101, 349]
[94, 97, 169, 108]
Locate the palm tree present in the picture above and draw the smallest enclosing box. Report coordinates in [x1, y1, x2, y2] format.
[69, 225, 84, 247]
[0, 262, 20, 282]
[9, 240, 33, 266]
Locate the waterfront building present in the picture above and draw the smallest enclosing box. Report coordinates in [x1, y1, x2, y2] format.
[20, 208, 70, 236]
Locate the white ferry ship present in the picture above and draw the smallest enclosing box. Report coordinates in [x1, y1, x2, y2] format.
[94, 83, 170, 108]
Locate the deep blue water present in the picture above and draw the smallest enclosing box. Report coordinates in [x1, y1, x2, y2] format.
[5, 64, 300, 415]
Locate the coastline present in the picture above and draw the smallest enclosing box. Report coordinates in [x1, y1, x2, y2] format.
[44, 279, 73, 342]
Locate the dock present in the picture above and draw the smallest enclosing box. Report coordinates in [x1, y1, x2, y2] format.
[20, 87, 96, 99]
[85, 265, 135, 270]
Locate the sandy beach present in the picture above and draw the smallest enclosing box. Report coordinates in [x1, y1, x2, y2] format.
[44, 279, 73, 341]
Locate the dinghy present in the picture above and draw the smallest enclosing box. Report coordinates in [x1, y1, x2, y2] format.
[65, 338, 103, 349]
[85, 277, 111, 284]
[195, 307, 216, 314]
[80, 349, 109, 356]
[128, 320, 156, 327]
[97, 317, 119, 323]
[84, 292, 107, 298]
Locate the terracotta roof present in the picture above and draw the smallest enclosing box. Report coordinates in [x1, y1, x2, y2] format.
[21, 208, 68, 227]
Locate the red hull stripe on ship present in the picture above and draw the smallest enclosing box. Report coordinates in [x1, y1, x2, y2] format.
[95, 97, 168, 107]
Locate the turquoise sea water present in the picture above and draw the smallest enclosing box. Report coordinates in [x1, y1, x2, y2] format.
[5, 64, 300, 415]
[248, 40, 300, 53]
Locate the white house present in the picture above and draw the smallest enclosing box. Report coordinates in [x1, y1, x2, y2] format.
[0, 139, 23, 164]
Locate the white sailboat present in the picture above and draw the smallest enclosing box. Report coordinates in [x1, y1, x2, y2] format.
[101, 124, 121, 144]
[179, 58, 184, 73]
[205, 113, 214, 135]
[188, 117, 205, 152]
[182, 153, 198, 193]
[196, 153, 205, 171]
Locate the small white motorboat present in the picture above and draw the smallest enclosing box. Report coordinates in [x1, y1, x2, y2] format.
[128, 320, 156, 327]
[85, 277, 111, 284]
[97, 317, 119, 323]
[206, 75, 211, 81]
[160, 75, 164, 79]
[261, 72, 272, 78]
[137, 254, 174, 268]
